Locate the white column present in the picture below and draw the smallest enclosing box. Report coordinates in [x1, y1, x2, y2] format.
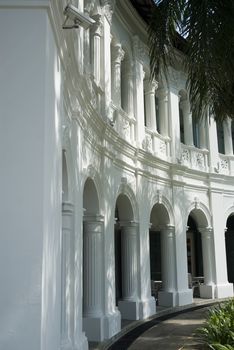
[111, 43, 125, 107]
[158, 225, 177, 306]
[121, 222, 138, 300]
[134, 60, 145, 146]
[223, 118, 233, 155]
[144, 79, 158, 131]
[207, 114, 219, 170]
[83, 215, 104, 341]
[180, 100, 194, 146]
[61, 202, 74, 348]
[199, 227, 215, 299]
[90, 14, 102, 85]
[118, 222, 139, 320]
[199, 117, 207, 149]
[157, 88, 169, 137]
[121, 60, 134, 117]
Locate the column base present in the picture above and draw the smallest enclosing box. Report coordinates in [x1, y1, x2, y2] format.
[103, 310, 121, 340]
[74, 332, 88, 350]
[215, 283, 233, 299]
[138, 296, 156, 319]
[61, 338, 73, 350]
[199, 284, 215, 299]
[118, 300, 139, 320]
[176, 289, 193, 306]
[158, 291, 177, 307]
[83, 315, 105, 342]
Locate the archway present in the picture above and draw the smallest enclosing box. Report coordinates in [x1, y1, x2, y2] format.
[114, 193, 139, 320]
[149, 203, 176, 306]
[186, 207, 214, 299]
[225, 214, 234, 284]
[82, 177, 104, 341]
[186, 215, 203, 297]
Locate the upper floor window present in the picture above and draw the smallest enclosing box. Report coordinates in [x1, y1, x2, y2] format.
[217, 122, 225, 154]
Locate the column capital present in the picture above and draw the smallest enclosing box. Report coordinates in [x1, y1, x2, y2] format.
[144, 79, 158, 95]
[62, 201, 74, 214]
[162, 225, 175, 237]
[83, 214, 104, 223]
[91, 14, 103, 36]
[199, 226, 213, 236]
[112, 44, 125, 65]
[157, 88, 168, 102]
[180, 99, 190, 113]
[119, 220, 138, 228]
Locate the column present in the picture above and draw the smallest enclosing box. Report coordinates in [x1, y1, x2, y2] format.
[158, 225, 177, 306]
[111, 43, 124, 107]
[61, 202, 74, 348]
[157, 88, 169, 137]
[199, 228, 215, 298]
[144, 78, 158, 131]
[223, 118, 233, 155]
[199, 117, 207, 149]
[207, 114, 219, 170]
[180, 100, 194, 146]
[118, 222, 139, 320]
[83, 215, 104, 341]
[134, 60, 145, 146]
[121, 59, 134, 117]
[91, 14, 102, 85]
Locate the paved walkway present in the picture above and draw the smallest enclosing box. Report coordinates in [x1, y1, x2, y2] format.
[106, 306, 209, 350]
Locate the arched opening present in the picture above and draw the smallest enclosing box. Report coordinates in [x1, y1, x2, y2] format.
[82, 178, 104, 341]
[186, 215, 203, 297]
[114, 193, 138, 320]
[225, 214, 234, 284]
[186, 206, 215, 299]
[115, 194, 134, 305]
[149, 203, 175, 306]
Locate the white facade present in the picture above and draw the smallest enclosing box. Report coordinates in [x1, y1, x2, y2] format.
[0, 1, 234, 349]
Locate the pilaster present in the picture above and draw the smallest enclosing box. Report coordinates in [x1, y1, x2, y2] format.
[61, 202, 74, 349]
[91, 14, 103, 85]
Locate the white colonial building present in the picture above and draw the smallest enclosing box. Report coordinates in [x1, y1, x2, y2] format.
[0, 0, 234, 349]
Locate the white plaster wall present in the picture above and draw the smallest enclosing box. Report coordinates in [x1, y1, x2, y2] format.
[0, 7, 62, 350]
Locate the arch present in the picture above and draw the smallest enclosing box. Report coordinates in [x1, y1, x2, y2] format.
[186, 200, 211, 228]
[82, 164, 103, 214]
[148, 193, 175, 227]
[224, 205, 234, 228]
[115, 182, 139, 222]
[83, 177, 100, 215]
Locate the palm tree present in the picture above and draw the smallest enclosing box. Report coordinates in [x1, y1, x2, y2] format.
[148, 0, 234, 122]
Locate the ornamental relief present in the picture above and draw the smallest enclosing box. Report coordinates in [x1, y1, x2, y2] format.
[142, 135, 153, 153]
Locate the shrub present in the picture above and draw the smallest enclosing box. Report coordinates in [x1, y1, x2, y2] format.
[198, 299, 234, 349]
